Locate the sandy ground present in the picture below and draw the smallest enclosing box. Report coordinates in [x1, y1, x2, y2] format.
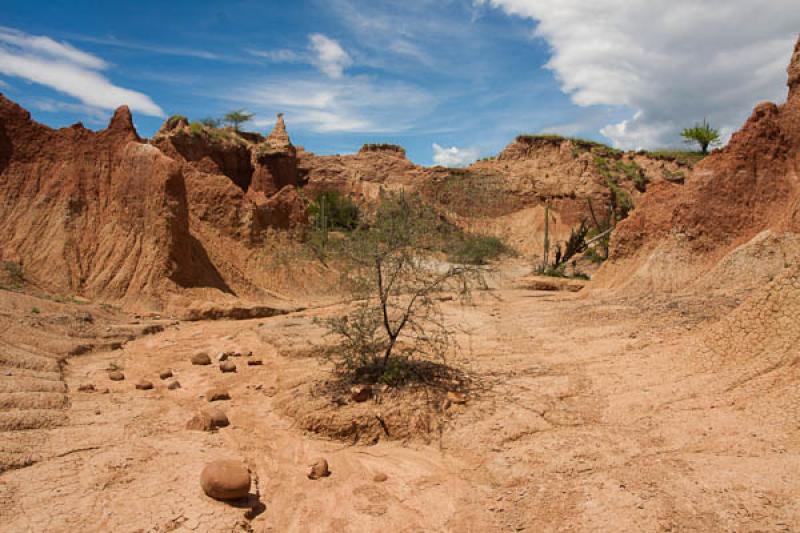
[0, 264, 798, 532]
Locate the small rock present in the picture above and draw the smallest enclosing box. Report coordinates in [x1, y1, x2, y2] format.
[350, 384, 372, 403]
[231, 351, 242, 358]
[217, 352, 228, 362]
[191, 352, 211, 365]
[159, 370, 173, 380]
[308, 458, 330, 480]
[220, 361, 237, 373]
[244, 350, 253, 357]
[167, 380, 181, 390]
[247, 359, 263, 366]
[206, 387, 231, 402]
[78, 383, 95, 392]
[200, 460, 251, 501]
[108, 371, 125, 381]
[208, 407, 230, 428]
[373, 472, 388, 482]
[186, 412, 214, 431]
[447, 391, 467, 405]
[135, 380, 154, 390]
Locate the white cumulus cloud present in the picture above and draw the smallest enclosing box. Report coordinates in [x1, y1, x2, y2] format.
[309, 33, 352, 79]
[432, 143, 480, 167]
[476, 1, 800, 149]
[0, 26, 163, 117]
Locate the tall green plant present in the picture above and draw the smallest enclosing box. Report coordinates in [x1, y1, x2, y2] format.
[681, 119, 720, 154]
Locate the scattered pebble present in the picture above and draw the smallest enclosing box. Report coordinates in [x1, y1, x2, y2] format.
[108, 371, 125, 381]
[217, 352, 228, 362]
[186, 412, 214, 431]
[167, 380, 181, 390]
[308, 458, 330, 480]
[350, 384, 372, 403]
[208, 407, 230, 428]
[373, 472, 388, 482]
[78, 383, 95, 392]
[159, 370, 173, 380]
[247, 359, 263, 366]
[220, 361, 237, 373]
[191, 352, 211, 365]
[200, 460, 251, 501]
[135, 380, 154, 390]
[206, 387, 231, 402]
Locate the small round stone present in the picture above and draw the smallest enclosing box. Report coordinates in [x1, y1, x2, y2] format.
[308, 458, 330, 480]
[167, 380, 181, 390]
[187, 412, 214, 431]
[206, 387, 230, 402]
[191, 352, 211, 365]
[373, 472, 388, 482]
[108, 371, 125, 381]
[350, 384, 372, 403]
[219, 361, 237, 373]
[200, 460, 251, 500]
[159, 370, 173, 380]
[207, 407, 230, 428]
[135, 380, 154, 390]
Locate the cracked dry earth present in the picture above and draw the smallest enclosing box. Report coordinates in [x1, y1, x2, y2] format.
[0, 270, 798, 532]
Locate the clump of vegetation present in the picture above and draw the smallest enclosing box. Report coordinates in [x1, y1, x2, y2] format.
[447, 234, 509, 265]
[318, 193, 485, 386]
[164, 114, 188, 129]
[31, 307, 40, 314]
[681, 119, 721, 154]
[199, 117, 221, 128]
[223, 109, 254, 131]
[306, 191, 361, 259]
[360, 143, 406, 155]
[640, 149, 705, 166]
[188, 121, 205, 135]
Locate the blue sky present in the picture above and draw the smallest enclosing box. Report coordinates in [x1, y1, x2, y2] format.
[1, 1, 798, 166]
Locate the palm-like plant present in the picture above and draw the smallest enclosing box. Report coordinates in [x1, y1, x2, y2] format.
[681, 119, 720, 154]
[223, 109, 254, 131]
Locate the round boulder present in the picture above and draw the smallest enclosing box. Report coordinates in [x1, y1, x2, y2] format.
[108, 371, 125, 381]
[191, 352, 211, 365]
[308, 458, 330, 480]
[219, 361, 237, 373]
[208, 407, 230, 428]
[200, 460, 251, 501]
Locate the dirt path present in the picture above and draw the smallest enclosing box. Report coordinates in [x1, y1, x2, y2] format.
[0, 274, 797, 532]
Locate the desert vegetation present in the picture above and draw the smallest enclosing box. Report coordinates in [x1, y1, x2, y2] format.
[316, 193, 485, 386]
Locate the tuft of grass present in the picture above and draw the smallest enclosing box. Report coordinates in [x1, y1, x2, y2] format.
[31, 307, 40, 314]
[640, 149, 706, 166]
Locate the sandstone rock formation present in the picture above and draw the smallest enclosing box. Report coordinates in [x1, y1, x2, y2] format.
[597, 36, 800, 296]
[0, 97, 208, 307]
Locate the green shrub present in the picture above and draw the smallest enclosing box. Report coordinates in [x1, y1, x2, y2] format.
[309, 191, 361, 231]
[188, 121, 205, 136]
[448, 234, 509, 265]
[31, 307, 40, 314]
